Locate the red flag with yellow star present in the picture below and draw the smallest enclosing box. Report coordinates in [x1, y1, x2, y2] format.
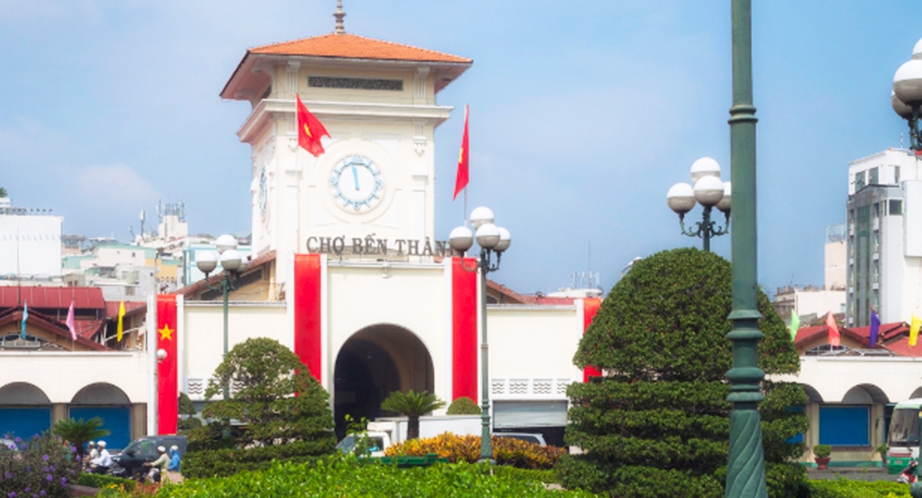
[157, 294, 178, 434]
[296, 94, 330, 157]
[453, 105, 470, 200]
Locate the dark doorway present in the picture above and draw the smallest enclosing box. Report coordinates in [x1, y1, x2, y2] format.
[333, 325, 433, 438]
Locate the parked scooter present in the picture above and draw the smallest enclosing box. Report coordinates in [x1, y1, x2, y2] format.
[898, 460, 918, 484]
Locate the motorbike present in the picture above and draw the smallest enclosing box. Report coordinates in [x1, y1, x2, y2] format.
[898, 460, 918, 484]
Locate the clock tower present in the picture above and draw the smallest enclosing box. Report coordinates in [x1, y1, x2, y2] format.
[220, 7, 471, 289]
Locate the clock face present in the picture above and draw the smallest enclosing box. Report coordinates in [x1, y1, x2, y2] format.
[329, 155, 384, 211]
[258, 165, 268, 222]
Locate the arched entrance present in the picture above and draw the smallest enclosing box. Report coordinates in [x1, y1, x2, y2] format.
[70, 383, 132, 450]
[0, 382, 52, 440]
[333, 324, 434, 437]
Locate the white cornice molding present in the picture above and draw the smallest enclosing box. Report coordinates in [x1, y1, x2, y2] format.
[237, 99, 453, 143]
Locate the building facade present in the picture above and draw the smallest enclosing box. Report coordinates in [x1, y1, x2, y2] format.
[846, 149, 922, 326]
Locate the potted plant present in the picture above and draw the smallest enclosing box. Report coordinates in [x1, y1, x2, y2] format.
[877, 444, 889, 467]
[814, 444, 832, 470]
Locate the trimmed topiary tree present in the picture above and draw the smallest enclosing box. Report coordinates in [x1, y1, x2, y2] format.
[446, 396, 481, 415]
[185, 337, 336, 477]
[560, 248, 808, 498]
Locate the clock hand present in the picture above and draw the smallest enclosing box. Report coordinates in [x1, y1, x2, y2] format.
[351, 164, 360, 190]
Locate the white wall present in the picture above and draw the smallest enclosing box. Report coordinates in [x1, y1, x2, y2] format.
[774, 356, 922, 403]
[182, 301, 287, 399]
[488, 304, 583, 401]
[0, 215, 62, 278]
[0, 352, 149, 403]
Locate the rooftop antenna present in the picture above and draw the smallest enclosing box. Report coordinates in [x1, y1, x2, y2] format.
[334, 0, 346, 34]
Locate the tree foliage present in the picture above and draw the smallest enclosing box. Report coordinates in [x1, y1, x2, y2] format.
[560, 248, 809, 498]
[195, 337, 335, 452]
[381, 390, 445, 440]
[51, 417, 110, 460]
[446, 396, 481, 415]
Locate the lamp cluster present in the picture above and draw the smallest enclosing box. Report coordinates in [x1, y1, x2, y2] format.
[892, 38, 922, 151]
[448, 206, 511, 255]
[195, 234, 249, 276]
[665, 157, 731, 252]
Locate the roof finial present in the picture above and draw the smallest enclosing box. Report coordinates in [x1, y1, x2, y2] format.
[334, 0, 346, 34]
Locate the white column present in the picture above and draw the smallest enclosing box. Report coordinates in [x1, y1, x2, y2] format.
[146, 293, 158, 436]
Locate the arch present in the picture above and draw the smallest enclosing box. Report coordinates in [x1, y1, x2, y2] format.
[842, 384, 889, 404]
[333, 324, 434, 437]
[0, 382, 51, 405]
[909, 386, 922, 399]
[801, 383, 823, 403]
[71, 383, 131, 405]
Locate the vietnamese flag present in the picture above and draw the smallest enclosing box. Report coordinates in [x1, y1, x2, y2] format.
[157, 294, 178, 434]
[296, 94, 330, 157]
[826, 311, 840, 347]
[453, 105, 470, 200]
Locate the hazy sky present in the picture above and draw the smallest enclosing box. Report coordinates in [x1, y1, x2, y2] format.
[0, 1, 918, 296]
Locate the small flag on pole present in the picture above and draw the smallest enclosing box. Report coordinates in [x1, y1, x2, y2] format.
[826, 311, 840, 347]
[296, 94, 330, 157]
[869, 307, 880, 348]
[789, 310, 800, 341]
[20, 302, 28, 339]
[453, 105, 470, 201]
[117, 301, 126, 342]
[66, 300, 77, 341]
[911, 313, 921, 347]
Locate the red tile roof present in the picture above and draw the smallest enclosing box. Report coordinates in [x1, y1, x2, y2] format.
[250, 33, 472, 64]
[0, 308, 104, 350]
[486, 279, 576, 306]
[104, 301, 147, 320]
[0, 287, 105, 310]
[175, 250, 276, 298]
[793, 321, 922, 356]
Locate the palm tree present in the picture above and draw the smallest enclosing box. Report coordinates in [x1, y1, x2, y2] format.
[380, 389, 445, 440]
[0, 187, 7, 198]
[52, 417, 110, 460]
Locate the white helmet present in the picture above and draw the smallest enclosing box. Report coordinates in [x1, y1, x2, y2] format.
[97, 441, 107, 448]
[157, 446, 166, 453]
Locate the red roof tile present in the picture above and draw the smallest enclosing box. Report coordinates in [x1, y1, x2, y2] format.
[250, 33, 472, 64]
[0, 287, 105, 310]
[0, 308, 104, 350]
[486, 279, 576, 306]
[104, 301, 147, 320]
[176, 250, 276, 298]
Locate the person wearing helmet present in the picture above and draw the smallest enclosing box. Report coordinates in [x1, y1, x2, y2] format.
[91, 441, 112, 474]
[143, 446, 170, 483]
[168, 445, 181, 472]
[87, 440, 98, 462]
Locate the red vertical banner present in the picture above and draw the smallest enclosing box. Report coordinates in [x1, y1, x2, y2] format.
[156, 294, 178, 434]
[582, 298, 602, 382]
[452, 257, 478, 401]
[294, 254, 322, 382]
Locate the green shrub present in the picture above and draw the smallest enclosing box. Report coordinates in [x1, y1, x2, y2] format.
[0, 432, 82, 498]
[158, 457, 596, 498]
[813, 444, 832, 458]
[385, 433, 565, 469]
[183, 439, 332, 478]
[446, 396, 482, 415]
[808, 478, 911, 497]
[75, 472, 137, 492]
[562, 248, 809, 497]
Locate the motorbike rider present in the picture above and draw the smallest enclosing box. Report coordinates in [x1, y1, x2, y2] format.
[143, 446, 170, 483]
[91, 441, 112, 474]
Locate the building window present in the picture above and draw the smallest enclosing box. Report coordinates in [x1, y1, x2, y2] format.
[873, 203, 880, 218]
[819, 405, 869, 446]
[894, 165, 901, 184]
[890, 200, 903, 216]
[855, 171, 866, 190]
[869, 167, 879, 185]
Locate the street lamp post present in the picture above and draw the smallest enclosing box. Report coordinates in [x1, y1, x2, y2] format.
[195, 234, 248, 400]
[448, 207, 511, 464]
[666, 157, 732, 252]
[891, 38, 922, 152]
[725, 0, 768, 496]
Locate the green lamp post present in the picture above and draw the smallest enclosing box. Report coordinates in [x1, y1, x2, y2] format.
[667, 156, 732, 252]
[724, 0, 768, 496]
[448, 206, 512, 464]
[196, 234, 247, 400]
